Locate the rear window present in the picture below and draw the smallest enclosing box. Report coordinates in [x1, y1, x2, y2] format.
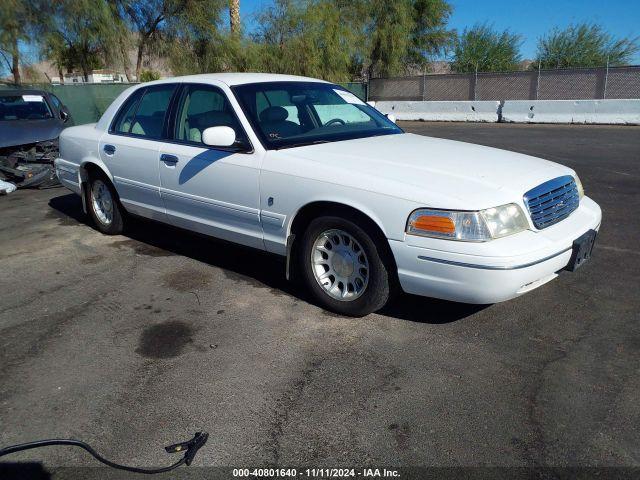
[0, 94, 53, 121]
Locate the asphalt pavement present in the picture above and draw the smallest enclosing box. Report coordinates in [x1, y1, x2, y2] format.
[1, 122, 639, 477]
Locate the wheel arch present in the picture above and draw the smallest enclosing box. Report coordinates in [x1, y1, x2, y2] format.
[78, 159, 116, 214]
[286, 201, 398, 285]
[79, 158, 113, 183]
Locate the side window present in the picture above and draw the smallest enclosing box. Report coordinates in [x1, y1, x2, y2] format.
[50, 94, 62, 110]
[128, 85, 176, 139]
[112, 89, 144, 134]
[174, 85, 248, 147]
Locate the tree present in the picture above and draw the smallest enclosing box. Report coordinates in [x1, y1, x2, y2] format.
[165, 0, 234, 74]
[114, 0, 191, 81]
[253, 0, 362, 81]
[252, 0, 453, 80]
[41, 31, 75, 83]
[46, 0, 122, 81]
[535, 23, 639, 69]
[451, 23, 522, 73]
[366, 0, 453, 78]
[229, 0, 240, 35]
[163, 0, 454, 81]
[0, 0, 47, 84]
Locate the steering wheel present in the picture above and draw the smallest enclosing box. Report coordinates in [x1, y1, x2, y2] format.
[324, 118, 346, 127]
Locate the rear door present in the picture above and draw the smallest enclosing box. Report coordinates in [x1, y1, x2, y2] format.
[99, 84, 177, 220]
[158, 83, 263, 248]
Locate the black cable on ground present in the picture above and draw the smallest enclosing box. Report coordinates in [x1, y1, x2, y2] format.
[0, 431, 208, 475]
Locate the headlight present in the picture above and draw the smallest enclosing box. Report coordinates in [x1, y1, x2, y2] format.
[574, 174, 584, 199]
[407, 203, 529, 242]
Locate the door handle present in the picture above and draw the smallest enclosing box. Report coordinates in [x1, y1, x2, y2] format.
[160, 154, 179, 164]
[103, 144, 116, 155]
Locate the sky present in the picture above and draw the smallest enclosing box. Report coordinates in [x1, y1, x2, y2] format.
[238, 0, 640, 63]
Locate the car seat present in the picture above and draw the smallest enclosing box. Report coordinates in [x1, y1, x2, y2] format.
[259, 106, 300, 139]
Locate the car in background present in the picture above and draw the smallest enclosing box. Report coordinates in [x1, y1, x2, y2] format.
[0, 89, 72, 188]
[54, 73, 601, 316]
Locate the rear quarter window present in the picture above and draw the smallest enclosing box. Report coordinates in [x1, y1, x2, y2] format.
[111, 85, 176, 139]
[111, 89, 144, 134]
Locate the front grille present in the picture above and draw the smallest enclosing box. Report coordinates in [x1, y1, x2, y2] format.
[524, 175, 580, 229]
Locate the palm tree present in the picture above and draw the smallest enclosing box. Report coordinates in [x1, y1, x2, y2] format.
[229, 0, 240, 34]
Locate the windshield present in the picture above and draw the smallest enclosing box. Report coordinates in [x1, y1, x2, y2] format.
[232, 82, 402, 149]
[0, 94, 53, 121]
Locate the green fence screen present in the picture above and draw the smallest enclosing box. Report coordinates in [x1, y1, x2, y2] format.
[1, 83, 135, 125]
[2, 81, 367, 125]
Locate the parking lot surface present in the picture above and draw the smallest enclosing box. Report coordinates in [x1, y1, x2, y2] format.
[1, 123, 639, 474]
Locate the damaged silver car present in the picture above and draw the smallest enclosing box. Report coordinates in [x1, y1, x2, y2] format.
[0, 89, 72, 188]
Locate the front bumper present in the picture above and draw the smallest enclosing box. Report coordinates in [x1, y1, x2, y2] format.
[390, 196, 602, 304]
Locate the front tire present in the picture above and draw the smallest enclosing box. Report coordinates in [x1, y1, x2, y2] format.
[299, 216, 390, 317]
[86, 174, 124, 235]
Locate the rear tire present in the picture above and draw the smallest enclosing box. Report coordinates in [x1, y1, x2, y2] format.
[299, 215, 390, 317]
[86, 173, 124, 235]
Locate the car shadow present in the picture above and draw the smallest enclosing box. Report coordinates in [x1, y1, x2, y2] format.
[178, 149, 233, 185]
[48, 193, 487, 324]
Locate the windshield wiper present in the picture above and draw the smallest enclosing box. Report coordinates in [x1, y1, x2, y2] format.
[274, 140, 330, 150]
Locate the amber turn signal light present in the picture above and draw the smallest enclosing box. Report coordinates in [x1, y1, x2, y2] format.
[410, 215, 456, 234]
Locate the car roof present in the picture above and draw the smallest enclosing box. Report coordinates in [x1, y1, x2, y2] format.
[143, 72, 331, 87]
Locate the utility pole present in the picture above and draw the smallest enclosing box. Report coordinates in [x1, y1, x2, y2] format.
[603, 54, 610, 99]
[535, 59, 541, 100]
[230, 0, 240, 34]
[473, 63, 478, 101]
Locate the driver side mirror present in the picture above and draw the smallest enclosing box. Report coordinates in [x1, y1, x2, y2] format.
[60, 108, 70, 123]
[202, 126, 236, 147]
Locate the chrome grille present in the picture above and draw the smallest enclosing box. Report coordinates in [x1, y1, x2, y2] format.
[524, 175, 580, 229]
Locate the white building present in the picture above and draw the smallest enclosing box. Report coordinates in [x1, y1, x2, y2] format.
[51, 69, 128, 84]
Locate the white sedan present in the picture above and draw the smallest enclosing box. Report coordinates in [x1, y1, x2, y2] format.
[55, 73, 602, 316]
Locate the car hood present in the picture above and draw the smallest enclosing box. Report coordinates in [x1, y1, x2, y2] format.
[0, 119, 63, 148]
[274, 133, 573, 209]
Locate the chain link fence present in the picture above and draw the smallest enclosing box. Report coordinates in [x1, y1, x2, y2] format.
[368, 66, 640, 102]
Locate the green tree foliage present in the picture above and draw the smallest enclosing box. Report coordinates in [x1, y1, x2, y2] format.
[451, 23, 522, 73]
[45, 0, 123, 81]
[164, 0, 235, 74]
[41, 31, 76, 82]
[114, 0, 193, 81]
[7, 0, 454, 84]
[535, 23, 639, 69]
[252, 0, 362, 81]
[252, 0, 453, 80]
[139, 69, 161, 81]
[169, 0, 454, 81]
[0, 0, 48, 84]
[366, 0, 453, 77]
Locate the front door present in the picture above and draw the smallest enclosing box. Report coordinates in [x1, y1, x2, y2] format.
[99, 84, 177, 220]
[158, 84, 263, 249]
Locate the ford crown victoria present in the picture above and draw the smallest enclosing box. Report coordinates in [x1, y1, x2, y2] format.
[55, 73, 602, 316]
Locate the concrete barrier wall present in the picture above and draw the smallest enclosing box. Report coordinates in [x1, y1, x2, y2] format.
[375, 100, 500, 122]
[501, 99, 640, 125]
